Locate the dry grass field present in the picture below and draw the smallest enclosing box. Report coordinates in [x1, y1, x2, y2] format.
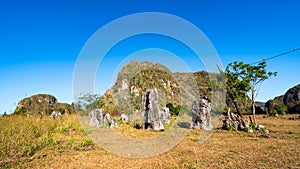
[0, 114, 299, 169]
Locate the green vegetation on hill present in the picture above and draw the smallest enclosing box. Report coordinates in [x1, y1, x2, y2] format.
[13, 94, 75, 116]
[89, 61, 226, 116]
[266, 84, 300, 115]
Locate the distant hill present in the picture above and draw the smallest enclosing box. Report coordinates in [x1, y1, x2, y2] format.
[13, 94, 75, 115]
[92, 61, 229, 116]
[265, 84, 300, 114]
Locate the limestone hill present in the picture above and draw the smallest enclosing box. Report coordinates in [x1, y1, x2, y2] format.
[265, 84, 300, 114]
[13, 94, 75, 115]
[94, 61, 227, 116]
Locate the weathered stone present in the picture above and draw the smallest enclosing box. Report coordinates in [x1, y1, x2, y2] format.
[50, 111, 62, 119]
[104, 113, 118, 128]
[191, 97, 213, 130]
[89, 108, 118, 128]
[160, 107, 171, 124]
[141, 89, 164, 130]
[120, 113, 129, 122]
[222, 113, 246, 130]
[89, 108, 104, 127]
[256, 124, 269, 133]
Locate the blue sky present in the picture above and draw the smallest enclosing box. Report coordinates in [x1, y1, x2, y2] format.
[1, 0, 300, 114]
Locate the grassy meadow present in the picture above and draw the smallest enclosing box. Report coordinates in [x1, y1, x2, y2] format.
[0, 114, 299, 168]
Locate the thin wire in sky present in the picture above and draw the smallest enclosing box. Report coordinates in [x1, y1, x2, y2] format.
[251, 48, 300, 65]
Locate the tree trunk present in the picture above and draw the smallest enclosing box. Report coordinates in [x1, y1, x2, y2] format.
[227, 107, 231, 117]
[251, 87, 257, 125]
[233, 100, 242, 116]
[229, 93, 242, 116]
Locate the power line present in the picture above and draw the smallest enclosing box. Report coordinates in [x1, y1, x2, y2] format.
[251, 48, 300, 65]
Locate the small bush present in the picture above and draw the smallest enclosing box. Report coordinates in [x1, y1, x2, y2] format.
[80, 139, 94, 147]
[275, 103, 287, 115]
[13, 106, 27, 115]
[269, 109, 278, 116]
[166, 103, 181, 116]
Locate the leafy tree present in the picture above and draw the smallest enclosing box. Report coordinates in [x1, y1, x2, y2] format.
[225, 62, 251, 116]
[275, 103, 287, 115]
[225, 61, 277, 125]
[269, 109, 278, 116]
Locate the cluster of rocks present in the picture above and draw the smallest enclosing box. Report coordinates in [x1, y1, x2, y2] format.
[222, 113, 249, 131]
[89, 108, 118, 128]
[88, 88, 214, 131]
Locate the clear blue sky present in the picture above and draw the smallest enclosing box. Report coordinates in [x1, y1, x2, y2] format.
[1, 0, 300, 114]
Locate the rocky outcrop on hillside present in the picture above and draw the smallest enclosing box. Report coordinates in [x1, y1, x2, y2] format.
[265, 95, 284, 114]
[13, 94, 75, 115]
[95, 61, 226, 116]
[284, 84, 300, 109]
[265, 84, 300, 114]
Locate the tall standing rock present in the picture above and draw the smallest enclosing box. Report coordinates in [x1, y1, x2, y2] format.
[190, 97, 213, 130]
[141, 89, 164, 130]
[89, 108, 104, 127]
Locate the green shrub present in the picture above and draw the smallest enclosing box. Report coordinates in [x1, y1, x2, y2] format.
[13, 106, 27, 115]
[166, 103, 181, 116]
[269, 109, 278, 116]
[275, 103, 287, 115]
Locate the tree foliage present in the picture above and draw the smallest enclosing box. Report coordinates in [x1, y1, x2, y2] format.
[166, 103, 181, 116]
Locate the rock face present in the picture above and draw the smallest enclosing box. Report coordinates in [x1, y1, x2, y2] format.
[160, 107, 171, 124]
[265, 95, 284, 114]
[190, 97, 213, 130]
[284, 84, 300, 109]
[264, 84, 300, 114]
[13, 94, 75, 115]
[89, 109, 104, 127]
[89, 108, 118, 128]
[96, 61, 226, 118]
[141, 89, 165, 131]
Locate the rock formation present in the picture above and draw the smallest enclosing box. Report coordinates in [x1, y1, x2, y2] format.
[160, 107, 171, 124]
[49, 111, 62, 119]
[120, 113, 129, 122]
[141, 89, 165, 131]
[13, 94, 75, 115]
[284, 84, 300, 109]
[265, 84, 300, 114]
[222, 113, 249, 131]
[89, 108, 104, 127]
[190, 97, 213, 130]
[265, 95, 284, 114]
[89, 108, 118, 128]
[104, 113, 118, 128]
